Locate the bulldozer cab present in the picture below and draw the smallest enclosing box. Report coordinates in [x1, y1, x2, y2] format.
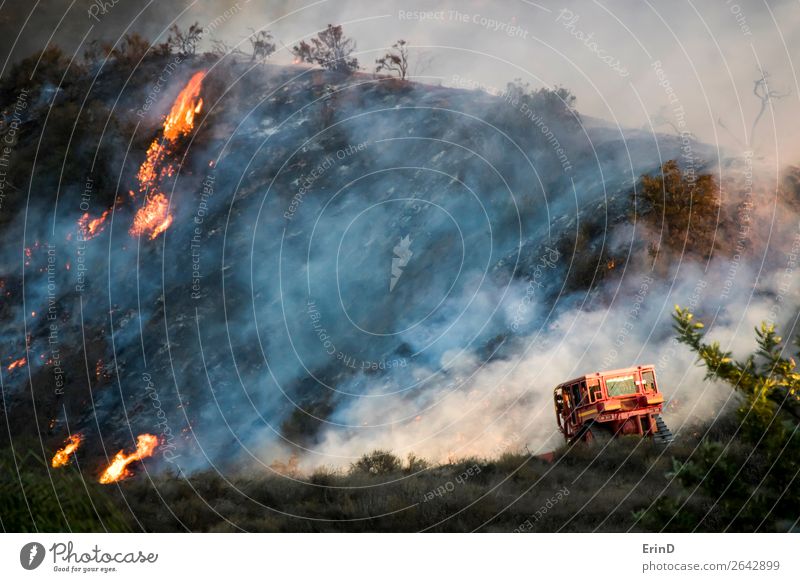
[554, 378, 599, 428]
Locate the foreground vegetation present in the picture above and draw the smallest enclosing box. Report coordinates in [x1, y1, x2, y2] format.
[0, 414, 790, 532]
[4, 308, 799, 532]
[643, 308, 800, 531]
[0, 443, 130, 532]
[0, 435, 696, 532]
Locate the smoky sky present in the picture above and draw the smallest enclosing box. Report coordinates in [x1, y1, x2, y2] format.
[3, 0, 799, 157]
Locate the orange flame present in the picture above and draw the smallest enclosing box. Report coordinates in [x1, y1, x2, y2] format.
[129, 192, 174, 240]
[51, 434, 82, 468]
[136, 141, 167, 196]
[99, 434, 159, 484]
[130, 71, 205, 240]
[163, 71, 205, 142]
[78, 209, 111, 240]
[7, 357, 26, 371]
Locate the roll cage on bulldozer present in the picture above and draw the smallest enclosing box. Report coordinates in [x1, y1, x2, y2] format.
[553, 365, 673, 445]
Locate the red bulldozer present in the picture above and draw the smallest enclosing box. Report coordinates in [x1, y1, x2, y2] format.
[553, 365, 673, 445]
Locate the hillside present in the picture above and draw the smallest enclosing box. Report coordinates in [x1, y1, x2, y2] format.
[1, 42, 798, 533]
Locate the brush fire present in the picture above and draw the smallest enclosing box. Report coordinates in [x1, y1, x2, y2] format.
[129, 192, 174, 240]
[162, 71, 204, 141]
[129, 71, 205, 240]
[7, 357, 26, 371]
[74, 71, 205, 242]
[78, 209, 111, 240]
[51, 434, 82, 468]
[99, 434, 159, 484]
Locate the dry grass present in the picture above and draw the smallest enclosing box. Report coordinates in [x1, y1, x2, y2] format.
[116, 437, 699, 532]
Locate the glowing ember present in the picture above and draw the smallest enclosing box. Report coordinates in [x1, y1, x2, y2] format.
[78, 209, 111, 240]
[129, 193, 174, 240]
[137, 141, 167, 196]
[7, 357, 26, 371]
[99, 434, 159, 484]
[51, 434, 82, 468]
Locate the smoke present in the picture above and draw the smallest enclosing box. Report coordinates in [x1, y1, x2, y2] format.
[4, 0, 799, 156]
[1, 0, 800, 480]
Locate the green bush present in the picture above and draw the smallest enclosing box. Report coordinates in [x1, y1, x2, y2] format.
[638, 307, 800, 531]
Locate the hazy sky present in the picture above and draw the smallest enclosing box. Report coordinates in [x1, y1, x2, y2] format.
[2, 0, 799, 158]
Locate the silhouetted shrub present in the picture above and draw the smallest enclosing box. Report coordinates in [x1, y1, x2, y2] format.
[375, 39, 409, 80]
[292, 25, 359, 74]
[350, 450, 402, 475]
[167, 22, 204, 57]
[247, 29, 277, 62]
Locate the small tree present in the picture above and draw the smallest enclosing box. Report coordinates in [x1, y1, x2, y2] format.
[638, 160, 723, 260]
[673, 306, 800, 426]
[375, 39, 409, 80]
[167, 22, 204, 57]
[292, 24, 359, 74]
[636, 307, 800, 531]
[247, 29, 276, 63]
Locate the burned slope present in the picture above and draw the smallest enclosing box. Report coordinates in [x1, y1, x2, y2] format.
[0, 47, 712, 481]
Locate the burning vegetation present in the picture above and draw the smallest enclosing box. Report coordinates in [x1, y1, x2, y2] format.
[71, 70, 205, 242]
[129, 71, 205, 240]
[129, 192, 174, 240]
[51, 434, 82, 468]
[99, 434, 158, 484]
[7, 357, 26, 371]
[162, 71, 204, 141]
[78, 209, 111, 240]
[2, 18, 799, 535]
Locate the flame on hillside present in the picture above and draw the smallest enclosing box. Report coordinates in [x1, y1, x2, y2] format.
[51, 434, 82, 468]
[99, 434, 159, 484]
[7, 357, 26, 371]
[130, 71, 205, 240]
[78, 209, 111, 240]
[129, 192, 174, 240]
[163, 71, 204, 141]
[137, 141, 168, 196]
[74, 73, 204, 241]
